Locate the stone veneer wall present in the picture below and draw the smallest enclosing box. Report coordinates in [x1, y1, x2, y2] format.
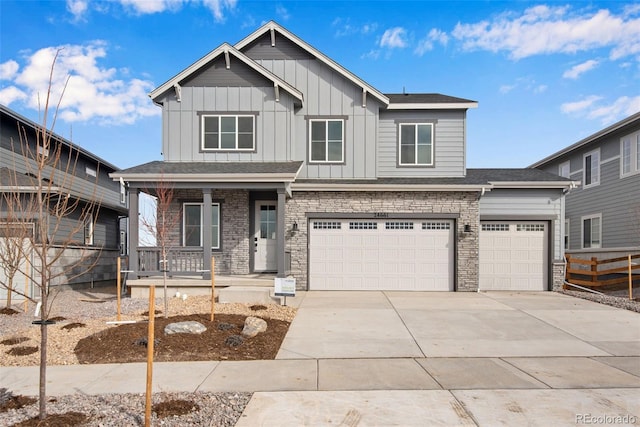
[164, 189, 250, 275]
[286, 191, 480, 291]
[552, 261, 565, 291]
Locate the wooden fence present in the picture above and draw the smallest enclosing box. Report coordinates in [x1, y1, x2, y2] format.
[565, 253, 640, 298]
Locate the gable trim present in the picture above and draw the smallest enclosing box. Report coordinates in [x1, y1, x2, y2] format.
[149, 43, 303, 105]
[234, 21, 389, 106]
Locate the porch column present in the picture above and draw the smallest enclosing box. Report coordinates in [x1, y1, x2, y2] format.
[129, 188, 139, 279]
[277, 188, 286, 278]
[202, 189, 212, 280]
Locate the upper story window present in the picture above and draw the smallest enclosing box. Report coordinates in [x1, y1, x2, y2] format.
[85, 166, 97, 178]
[583, 149, 600, 188]
[559, 161, 570, 178]
[399, 123, 433, 166]
[202, 115, 254, 151]
[621, 131, 640, 177]
[84, 214, 94, 246]
[309, 119, 344, 163]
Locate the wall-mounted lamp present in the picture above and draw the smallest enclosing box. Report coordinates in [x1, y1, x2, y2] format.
[463, 224, 472, 233]
[292, 220, 299, 232]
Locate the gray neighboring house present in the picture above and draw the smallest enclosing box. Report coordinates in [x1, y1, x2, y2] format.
[112, 21, 574, 292]
[0, 105, 128, 299]
[531, 112, 640, 261]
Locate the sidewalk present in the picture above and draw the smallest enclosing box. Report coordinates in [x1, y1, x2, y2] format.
[1, 291, 639, 426]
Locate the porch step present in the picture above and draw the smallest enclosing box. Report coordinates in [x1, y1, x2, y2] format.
[217, 286, 281, 305]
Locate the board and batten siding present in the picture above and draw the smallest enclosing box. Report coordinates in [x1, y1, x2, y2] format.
[479, 188, 564, 260]
[377, 110, 466, 178]
[161, 86, 295, 163]
[254, 57, 380, 179]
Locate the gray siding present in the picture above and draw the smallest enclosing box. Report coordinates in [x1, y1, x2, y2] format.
[182, 56, 273, 87]
[536, 121, 640, 250]
[378, 110, 466, 178]
[479, 188, 564, 260]
[242, 33, 315, 60]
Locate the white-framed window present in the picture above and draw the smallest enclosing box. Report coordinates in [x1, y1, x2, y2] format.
[201, 115, 254, 151]
[120, 182, 126, 204]
[85, 166, 97, 177]
[581, 214, 601, 249]
[399, 123, 434, 166]
[309, 119, 344, 163]
[183, 203, 220, 249]
[621, 131, 640, 177]
[84, 214, 94, 245]
[119, 230, 127, 256]
[37, 144, 49, 159]
[583, 149, 600, 188]
[559, 161, 570, 178]
[564, 219, 570, 250]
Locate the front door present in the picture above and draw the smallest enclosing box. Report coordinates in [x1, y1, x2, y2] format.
[254, 201, 277, 272]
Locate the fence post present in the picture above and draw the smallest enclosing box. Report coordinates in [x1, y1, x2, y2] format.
[210, 256, 215, 322]
[629, 255, 633, 301]
[565, 255, 571, 284]
[590, 257, 598, 285]
[116, 257, 121, 321]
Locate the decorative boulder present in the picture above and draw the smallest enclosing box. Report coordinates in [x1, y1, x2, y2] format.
[242, 317, 267, 338]
[164, 321, 207, 335]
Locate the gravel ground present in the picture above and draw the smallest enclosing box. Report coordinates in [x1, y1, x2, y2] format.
[0, 287, 294, 426]
[0, 388, 251, 426]
[557, 288, 640, 313]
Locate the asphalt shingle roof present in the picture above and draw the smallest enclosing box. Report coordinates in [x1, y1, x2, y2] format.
[116, 161, 303, 175]
[386, 93, 477, 104]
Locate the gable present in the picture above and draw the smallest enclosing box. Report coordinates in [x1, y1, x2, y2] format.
[241, 32, 315, 61]
[181, 55, 273, 88]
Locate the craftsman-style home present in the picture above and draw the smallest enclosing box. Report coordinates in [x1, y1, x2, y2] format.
[112, 22, 574, 292]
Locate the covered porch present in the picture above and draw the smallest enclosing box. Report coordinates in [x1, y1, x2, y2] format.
[111, 161, 302, 282]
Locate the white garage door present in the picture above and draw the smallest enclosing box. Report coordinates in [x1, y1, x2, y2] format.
[0, 237, 32, 302]
[479, 222, 548, 291]
[309, 219, 454, 291]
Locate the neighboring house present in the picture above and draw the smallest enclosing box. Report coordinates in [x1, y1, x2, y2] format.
[112, 21, 574, 292]
[0, 105, 127, 300]
[531, 112, 640, 261]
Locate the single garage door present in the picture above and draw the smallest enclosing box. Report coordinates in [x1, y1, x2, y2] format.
[309, 219, 454, 291]
[479, 221, 548, 291]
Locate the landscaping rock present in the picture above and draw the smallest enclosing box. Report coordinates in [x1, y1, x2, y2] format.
[242, 316, 267, 338]
[164, 321, 207, 335]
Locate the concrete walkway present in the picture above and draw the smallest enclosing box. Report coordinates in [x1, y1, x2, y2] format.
[2, 291, 639, 426]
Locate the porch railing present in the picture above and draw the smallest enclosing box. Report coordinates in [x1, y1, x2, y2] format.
[137, 247, 204, 276]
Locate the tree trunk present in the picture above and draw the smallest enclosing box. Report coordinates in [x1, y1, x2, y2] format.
[38, 318, 47, 419]
[6, 276, 13, 308]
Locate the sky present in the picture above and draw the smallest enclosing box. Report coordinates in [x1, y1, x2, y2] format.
[1, 0, 639, 170]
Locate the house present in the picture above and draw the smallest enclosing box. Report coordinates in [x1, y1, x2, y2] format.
[0, 105, 127, 300]
[111, 21, 574, 292]
[531, 112, 640, 262]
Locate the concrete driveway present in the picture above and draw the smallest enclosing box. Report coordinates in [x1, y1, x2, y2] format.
[236, 291, 640, 426]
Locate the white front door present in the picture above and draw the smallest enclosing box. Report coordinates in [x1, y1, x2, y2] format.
[254, 201, 277, 272]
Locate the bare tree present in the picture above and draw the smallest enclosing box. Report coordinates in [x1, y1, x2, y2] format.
[0, 211, 32, 309]
[139, 178, 180, 318]
[0, 51, 102, 420]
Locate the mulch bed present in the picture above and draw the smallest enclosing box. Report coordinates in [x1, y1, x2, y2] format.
[74, 313, 290, 364]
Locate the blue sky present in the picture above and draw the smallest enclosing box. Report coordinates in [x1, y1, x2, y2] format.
[1, 0, 638, 169]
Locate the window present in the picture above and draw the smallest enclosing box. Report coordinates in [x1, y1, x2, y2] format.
[399, 123, 433, 166]
[564, 219, 570, 250]
[583, 149, 600, 187]
[85, 166, 96, 178]
[202, 115, 254, 151]
[621, 131, 640, 177]
[313, 221, 341, 230]
[183, 203, 221, 249]
[37, 144, 49, 158]
[84, 215, 94, 245]
[582, 214, 601, 249]
[120, 181, 126, 204]
[120, 230, 127, 256]
[559, 161, 570, 178]
[309, 119, 344, 162]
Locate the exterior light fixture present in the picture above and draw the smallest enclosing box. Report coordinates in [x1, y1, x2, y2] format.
[464, 224, 471, 233]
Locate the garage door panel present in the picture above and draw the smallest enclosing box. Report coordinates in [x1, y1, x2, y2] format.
[310, 219, 454, 291]
[480, 221, 547, 291]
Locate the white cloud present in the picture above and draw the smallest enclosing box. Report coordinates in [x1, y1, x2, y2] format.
[452, 5, 640, 60]
[380, 27, 408, 49]
[563, 59, 600, 79]
[561, 95, 603, 114]
[3, 42, 158, 125]
[202, 0, 237, 22]
[414, 28, 449, 56]
[0, 86, 27, 105]
[585, 96, 640, 124]
[499, 84, 516, 94]
[0, 60, 19, 80]
[361, 49, 381, 60]
[119, 0, 184, 14]
[333, 18, 378, 37]
[275, 4, 290, 21]
[66, 0, 88, 21]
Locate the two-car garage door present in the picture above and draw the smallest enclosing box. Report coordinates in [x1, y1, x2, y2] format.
[309, 219, 454, 291]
